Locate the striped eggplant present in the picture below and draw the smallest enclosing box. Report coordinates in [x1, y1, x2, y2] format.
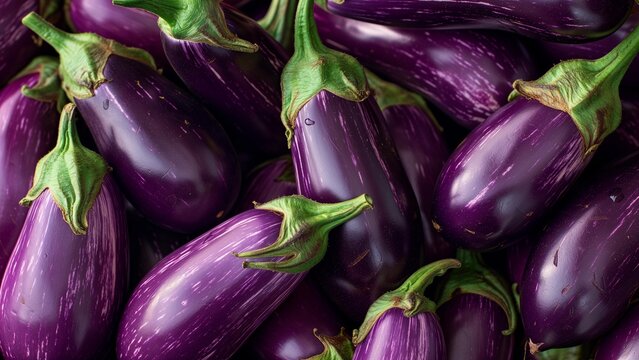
[520, 154, 639, 351]
[432, 26, 639, 251]
[314, 6, 536, 129]
[283, 0, 423, 322]
[117, 194, 372, 360]
[114, 0, 289, 160]
[594, 306, 639, 359]
[234, 156, 297, 212]
[0, 57, 60, 276]
[22, 13, 241, 234]
[352, 259, 460, 360]
[0, 104, 128, 360]
[325, 0, 633, 43]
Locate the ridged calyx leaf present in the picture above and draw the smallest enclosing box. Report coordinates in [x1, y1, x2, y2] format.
[12, 56, 65, 108]
[304, 328, 354, 360]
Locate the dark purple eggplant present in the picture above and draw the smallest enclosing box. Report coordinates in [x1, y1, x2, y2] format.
[114, 0, 289, 159]
[325, 0, 632, 43]
[594, 306, 639, 359]
[352, 259, 460, 360]
[314, 6, 536, 129]
[506, 236, 535, 286]
[0, 104, 128, 360]
[0, 57, 60, 276]
[595, 91, 639, 166]
[432, 26, 639, 251]
[520, 155, 639, 351]
[234, 155, 297, 212]
[116, 194, 372, 360]
[22, 13, 241, 234]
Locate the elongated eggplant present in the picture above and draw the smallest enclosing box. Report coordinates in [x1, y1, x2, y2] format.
[314, 7, 536, 129]
[352, 259, 460, 360]
[520, 155, 639, 350]
[326, 0, 632, 43]
[432, 26, 639, 251]
[0, 57, 60, 276]
[22, 13, 241, 234]
[117, 194, 372, 360]
[0, 104, 128, 360]
[234, 156, 297, 212]
[114, 0, 288, 159]
[594, 306, 639, 359]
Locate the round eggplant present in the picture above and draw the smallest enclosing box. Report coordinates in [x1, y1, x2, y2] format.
[594, 306, 639, 360]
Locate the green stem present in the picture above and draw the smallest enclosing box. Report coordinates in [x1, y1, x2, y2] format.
[258, 0, 297, 50]
[11, 56, 64, 105]
[303, 328, 354, 360]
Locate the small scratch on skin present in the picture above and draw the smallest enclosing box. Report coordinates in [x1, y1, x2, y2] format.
[432, 221, 442, 232]
[349, 249, 370, 268]
[464, 228, 476, 235]
[553, 250, 559, 267]
[216, 211, 224, 219]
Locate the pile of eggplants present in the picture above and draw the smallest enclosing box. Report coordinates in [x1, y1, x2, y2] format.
[1, 0, 639, 358]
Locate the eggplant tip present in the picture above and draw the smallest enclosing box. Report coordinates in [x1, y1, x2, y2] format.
[528, 339, 543, 354]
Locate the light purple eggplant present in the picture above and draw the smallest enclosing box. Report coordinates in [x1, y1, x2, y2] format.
[234, 156, 297, 213]
[594, 306, 639, 360]
[117, 194, 372, 360]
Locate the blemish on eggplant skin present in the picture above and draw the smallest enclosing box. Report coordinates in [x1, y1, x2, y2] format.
[216, 211, 224, 218]
[304, 118, 315, 126]
[553, 250, 559, 267]
[463, 228, 476, 235]
[103, 99, 110, 110]
[348, 249, 370, 268]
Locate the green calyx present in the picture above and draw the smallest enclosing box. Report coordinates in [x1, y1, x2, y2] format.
[22, 12, 156, 100]
[353, 259, 461, 345]
[281, 0, 369, 147]
[508, 26, 639, 154]
[303, 328, 354, 360]
[437, 249, 518, 336]
[113, 0, 258, 53]
[258, 0, 297, 50]
[12, 56, 64, 107]
[530, 344, 592, 360]
[234, 194, 373, 273]
[20, 103, 109, 235]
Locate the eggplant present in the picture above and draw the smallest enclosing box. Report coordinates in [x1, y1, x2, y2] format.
[432, 26, 639, 251]
[22, 13, 241, 234]
[505, 236, 535, 286]
[0, 57, 60, 276]
[114, 0, 289, 160]
[325, 0, 633, 43]
[314, 7, 536, 129]
[594, 306, 639, 359]
[520, 155, 639, 350]
[117, 194, 372, 360]
[235, 156, 297, 212]
[0, 104, 128, 360]
[595, 91, 639, 166]
[352, 259, 460, 360]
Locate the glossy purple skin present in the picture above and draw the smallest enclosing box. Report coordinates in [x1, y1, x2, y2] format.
[0, 73, 57, 276]
[439, 294, 514, 360]
[292, 91, 422, 322]
[0, 176, 128, 360]
[67, 0, 169, 68]
[506, 236, 535, 285]
[162, 5, 288, 159]
[595, 306, 639, 359]
[595, 93, 639, 165]
[315, 7, 536, 129]
[382, 105, 454, 262]
[354, 308, 445, 360]
[0, 0, 40, 85]
[520, 156, 639, 350]
[432, 98, 591, 251]
[75, 55, 240, 234]
[117, 209, 306, 360]
[235, 156, 297, 212]
[326, 0, 632, 43]
[245, 279, 344, 359]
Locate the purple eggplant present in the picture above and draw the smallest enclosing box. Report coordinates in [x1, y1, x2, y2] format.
[520, 154, 639, 351]
[114, 0, 289, 159]
[117, 194, 372, 360]
[352, 259, 460, 360]
[432, 26, 639, 251]
[0, 57, 60, 276]
[325, 0, 632, 43]
[234, 156, 297, 212]
[506, 236, 535, 286]
[0, 104, 128, 360]
[22, 13, 241, 234]
[314, 7, 536, 129]
[595, 306, 639, 359]
[595, 91, 639, 165]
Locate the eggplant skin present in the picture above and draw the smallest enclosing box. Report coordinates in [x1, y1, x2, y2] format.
[315, 7, 535, 129]
[0, 0, 40, 85]
[438, 294, 514, 360]
[353, 308, 445, 360]
[432, 98, 590, 251]
[0, 176, 128, 360]
[326, 0, 632, 43]
[595, 306, 639, 360]
[75, 55, 240, 234]
[595, 92, 639, 165]
[521, 156, 639, 350]
[234, 156, 297, 213]
[0, 73, 57, 276]
[117, 210, 305, 360]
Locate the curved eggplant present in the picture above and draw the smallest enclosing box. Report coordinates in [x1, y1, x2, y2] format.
[234, 156, 297, 212]
[520, 155, 639, 350]
[314, 6, 536, 129]
[594, 306, 639, 359]
[326, 0, 632, 43]
[23, 14, 241, 234]
[117, 194, 372, 360]
[0, 57, 59, 275]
